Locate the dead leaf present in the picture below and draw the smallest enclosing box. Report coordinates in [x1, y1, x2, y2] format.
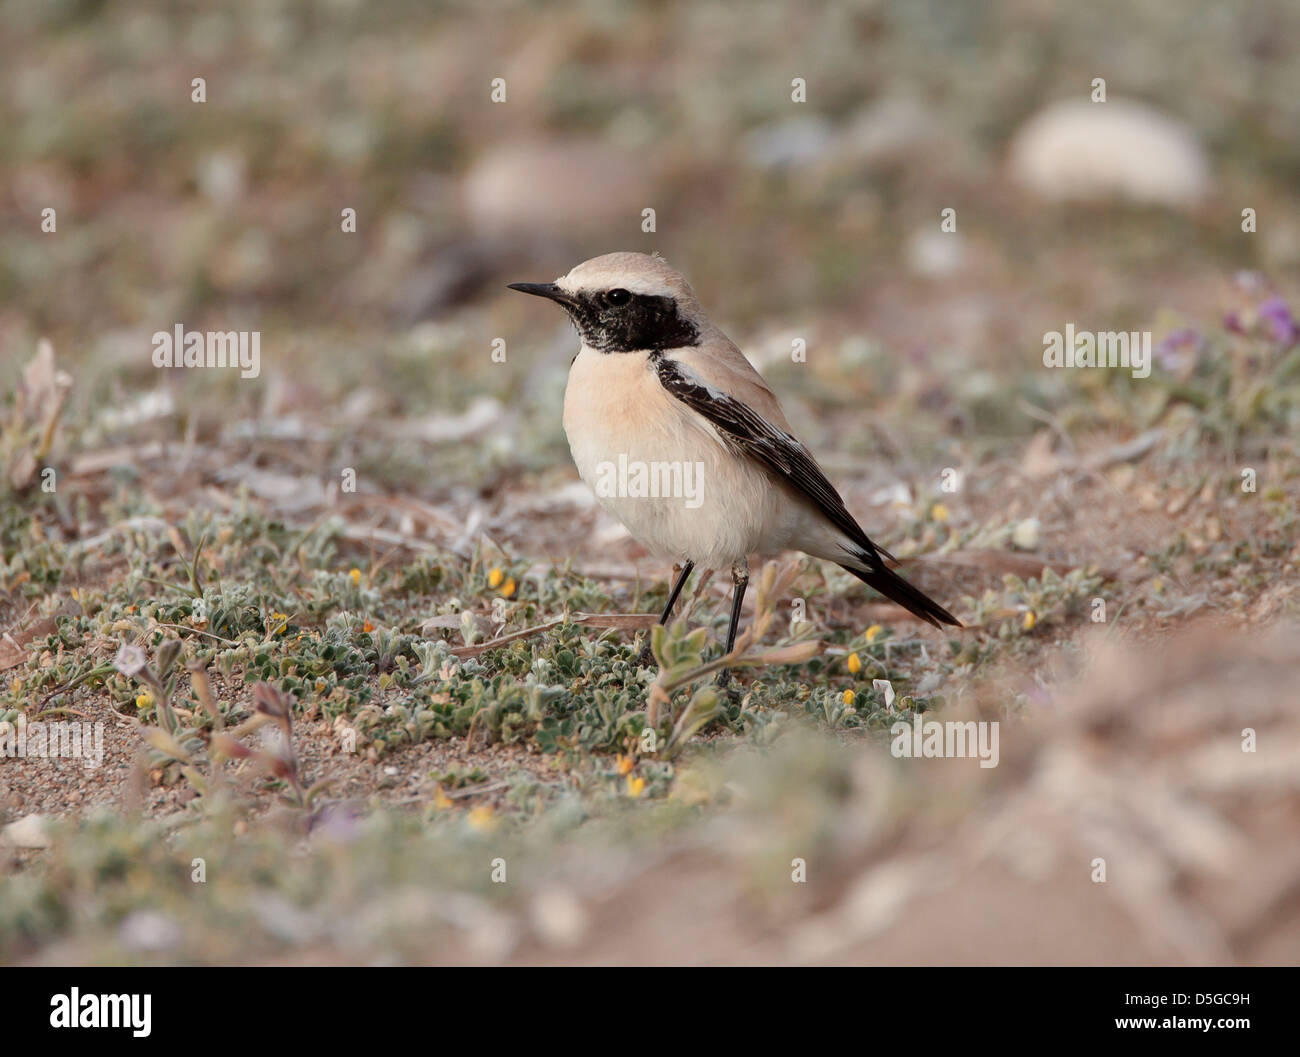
[0, 635, 28, 672]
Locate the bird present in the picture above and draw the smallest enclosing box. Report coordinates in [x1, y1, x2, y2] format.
[509, 251, 961, 679]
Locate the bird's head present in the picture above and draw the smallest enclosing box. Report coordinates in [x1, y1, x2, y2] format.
[509, 251, 703, 353]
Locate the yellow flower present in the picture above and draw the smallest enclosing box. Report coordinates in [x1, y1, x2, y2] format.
[615, 754, 635, 776]
[1023, 610, 1037, 631]
[349, 567, 362, 585]
[270, 612, 289, 635]
[501, 577, 517, 598]
[847, 652, 862, 674]
[842, 689, 855, 706]
[626, 775, 646, 798]
[930, 502, 949, 523]
[467, 805, 496, 830]
[135, 692, 153, 709]
[864, 624, 883, 644]
[432, 786, 453, 810]
[487, 567, 504, 588]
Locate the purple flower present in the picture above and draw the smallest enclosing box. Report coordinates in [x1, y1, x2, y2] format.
[1154, 327, 1201, 372]
[1258, 296, 1300, 346]
[313, 802, 363, 843]
[1224, 310, 1246, 335]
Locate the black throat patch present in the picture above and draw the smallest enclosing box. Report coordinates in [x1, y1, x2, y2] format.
[565, 290, 700, 353]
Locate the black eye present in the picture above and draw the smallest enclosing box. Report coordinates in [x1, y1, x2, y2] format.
[606, 288, 631, 306]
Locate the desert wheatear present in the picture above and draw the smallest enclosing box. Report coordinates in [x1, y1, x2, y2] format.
[509, 252, 960, 674]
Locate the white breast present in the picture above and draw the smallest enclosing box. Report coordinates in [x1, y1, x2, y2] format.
[562, 346, 806, 569]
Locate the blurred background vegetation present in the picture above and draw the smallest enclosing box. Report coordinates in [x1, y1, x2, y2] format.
[2, 0, 1297, 482]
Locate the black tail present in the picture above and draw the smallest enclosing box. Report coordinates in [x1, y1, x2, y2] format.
[841, 560, 962, 629]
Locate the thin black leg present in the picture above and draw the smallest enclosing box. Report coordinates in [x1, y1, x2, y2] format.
[715, 563, 749, 687]
[638, 561, 694, 666]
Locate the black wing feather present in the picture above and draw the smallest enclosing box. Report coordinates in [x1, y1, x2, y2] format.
[653, 355, 961, 628]
[654, 355, 881, 558]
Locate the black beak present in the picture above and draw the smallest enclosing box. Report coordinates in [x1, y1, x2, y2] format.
[507, 281, 576, 308]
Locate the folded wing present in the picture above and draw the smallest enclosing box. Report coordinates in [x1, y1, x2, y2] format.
[652, 352, 961, 628]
